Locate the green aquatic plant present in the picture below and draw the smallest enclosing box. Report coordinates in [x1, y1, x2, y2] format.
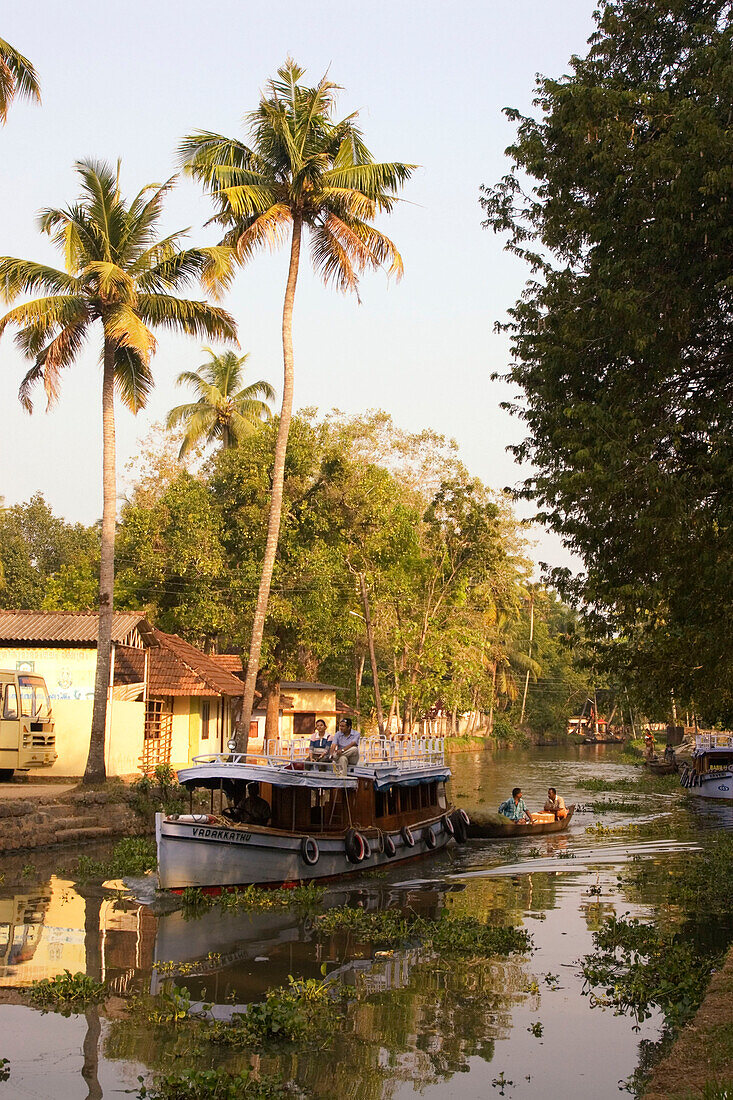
[207, 976, 343, 1048]
[136, 1067, 288, 1099]
[527, 1021, 544, 1037]
[181, 883, 324, 919]
[67, 837, 157, 881]
[0, 1059, 9, 1082]
[315, 907, 532, 956]
[587, 799, 643, 814]
[581, 915, 720, 1029]
[28, 970, 105, 1009]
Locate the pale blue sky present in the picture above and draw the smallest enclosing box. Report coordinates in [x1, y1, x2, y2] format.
[0, 0, 596, 570]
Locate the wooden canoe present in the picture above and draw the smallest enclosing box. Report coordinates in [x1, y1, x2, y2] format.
[467, 805, 575, 839]
[646, 760, 677, 776]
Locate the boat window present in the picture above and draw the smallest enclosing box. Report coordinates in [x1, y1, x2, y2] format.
[3, 684, 18, 720]
[437, 782, 447, 810]
[387, 787, 398, 815]
[409, 786, 420, 811]
[375, 790, 386, 818]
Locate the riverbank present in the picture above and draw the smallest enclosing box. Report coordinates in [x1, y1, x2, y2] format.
[644, 944, 733, 1098]
[0, 786, 151, 854]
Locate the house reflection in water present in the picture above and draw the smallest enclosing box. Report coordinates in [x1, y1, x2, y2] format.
[0, 876, 155, 991]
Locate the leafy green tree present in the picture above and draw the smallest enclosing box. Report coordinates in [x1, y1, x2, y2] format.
[0, 36, 40, 123]
[166, 347, 275, 458]
[0, 159, 236, 781]
[0, 494, 98, 610]
[481, 0, 733, 722]
[181, 59, 414, 745]
[116, 472, 230, 646]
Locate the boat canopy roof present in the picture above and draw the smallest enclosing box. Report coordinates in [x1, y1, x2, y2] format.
[177, 736, 450, 792]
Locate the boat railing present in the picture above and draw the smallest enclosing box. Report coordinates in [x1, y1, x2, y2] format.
[696, 732, 733, 751]
[191, 735, 445, 772]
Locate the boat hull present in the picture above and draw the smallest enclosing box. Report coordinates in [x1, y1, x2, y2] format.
[684, 771, 733, 799]
[467, 806, 575, 839]
[156, 813, 454, 889]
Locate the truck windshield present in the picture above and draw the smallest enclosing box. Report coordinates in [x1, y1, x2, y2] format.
[17, 676, 51, 720]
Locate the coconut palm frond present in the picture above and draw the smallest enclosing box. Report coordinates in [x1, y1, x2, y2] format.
[136, 293, 236, 342]
[0, 36, 41, 123]
[104, 304, 156, 361]
[114, 344, 154, 413]
[0, 257, 79, 303]
[18, 317, 90, 411]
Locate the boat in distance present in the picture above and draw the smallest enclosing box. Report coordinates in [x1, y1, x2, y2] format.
[156, 736, 469, 890]
[680, 731, 733, 799]
[466, 806, 575, 839]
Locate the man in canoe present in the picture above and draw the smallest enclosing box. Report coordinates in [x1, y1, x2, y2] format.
[544, 787, 567, 820]
[498, 787, 533, 823]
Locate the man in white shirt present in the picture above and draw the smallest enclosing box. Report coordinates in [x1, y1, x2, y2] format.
[328, 717, 360, 775]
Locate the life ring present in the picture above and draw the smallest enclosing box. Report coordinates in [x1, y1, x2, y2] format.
[300, 836, 320, 865]
[175, 814, 217, 824]
[345, 828, 367, 863]
[425, 825, 438, 849]
[451, 810, 468, 844]
[401, 825, 415, 848]
[442, 814, 455, 836]
[383, 834, 396, 858]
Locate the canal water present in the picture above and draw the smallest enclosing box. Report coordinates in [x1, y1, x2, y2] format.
[1, 745, 729, 1099]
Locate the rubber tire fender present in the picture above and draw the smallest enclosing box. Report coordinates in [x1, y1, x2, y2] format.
[451, 810, 468, 844]
[401, 825, 415, 848]
[300, 835, 320, 865]
[425, 825, 438, 849]
[362, 836, 372, 860]
[345, 828, 366, 863]
[442, 814, 455, 837]
[383, 834, 397, 858]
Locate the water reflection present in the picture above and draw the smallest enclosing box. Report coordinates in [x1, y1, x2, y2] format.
[0, 744, 725, 1099]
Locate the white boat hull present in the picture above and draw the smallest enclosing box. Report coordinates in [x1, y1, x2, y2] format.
[687, 771, 733, 799]
[156, 814, 454, 890]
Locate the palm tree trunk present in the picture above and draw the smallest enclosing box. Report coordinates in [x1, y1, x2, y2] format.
[238, 216, 302, 749]
[84, 342, 116, 783]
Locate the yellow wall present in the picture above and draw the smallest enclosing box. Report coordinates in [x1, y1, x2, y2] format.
[280, 686, 337, 740]
[0, 645, 97, 700]
[48, 699, 145, 776]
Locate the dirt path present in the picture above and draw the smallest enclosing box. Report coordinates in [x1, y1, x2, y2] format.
[644, 946, 733, 1097]
[0, 782, 76, 800]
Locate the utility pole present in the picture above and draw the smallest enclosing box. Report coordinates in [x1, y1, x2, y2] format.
[359, 572, 385, 736]
[519, 592, 535, 725]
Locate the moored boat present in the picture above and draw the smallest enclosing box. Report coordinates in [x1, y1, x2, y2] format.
[680, 732, 733, 799]
[156, 736, 468, 889]
[466, 806, 575, 839]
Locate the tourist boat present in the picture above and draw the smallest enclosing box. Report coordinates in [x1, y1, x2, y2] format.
[680, 732, 733, 799]
[156, 736, 468, 890]
[466, 806, 575, 839]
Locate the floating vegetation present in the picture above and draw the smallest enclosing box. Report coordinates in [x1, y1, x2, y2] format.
[66, 837, 158, 881]
[527, 1021, 544, 1037]
[208, 976, 343, 1048]
[180, 883, 324, 918]
[587, 799, 643, 814]
[136, 1066, 289, 1099]
[315, 907, 532, 956]
[556, 850, 576, 859]
[581, 915, 720, 1029]
[27, 970, 106, 1010]
[543, 973, 560, 989]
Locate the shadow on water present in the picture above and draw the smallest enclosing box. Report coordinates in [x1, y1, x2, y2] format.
[1, 745, 731, 1099]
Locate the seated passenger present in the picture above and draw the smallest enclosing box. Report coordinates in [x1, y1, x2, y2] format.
[309, 719, 332, 760]
[498, 787, 532, 823]
[327, 717, 360, 776]
[543, 787, 567, 819]
[223, 781, 271, 825]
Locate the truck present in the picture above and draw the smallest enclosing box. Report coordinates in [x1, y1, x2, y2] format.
[0, 670, 57, 780]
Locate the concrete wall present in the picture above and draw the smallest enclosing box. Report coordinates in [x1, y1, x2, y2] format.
[47, 699, 144, 777]
[0, 645, 97, 701]
[281, 686, 337, 739]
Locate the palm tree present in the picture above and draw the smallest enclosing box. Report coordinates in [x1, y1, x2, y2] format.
[0, 36, 41, 123]
[166, 347, 274, 458]
[0, 159, 236, 781]
[180, 59, 414, 745]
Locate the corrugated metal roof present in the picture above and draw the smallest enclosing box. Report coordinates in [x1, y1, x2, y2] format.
[0, 609, 153, 645]
[280, 681, 341, 692]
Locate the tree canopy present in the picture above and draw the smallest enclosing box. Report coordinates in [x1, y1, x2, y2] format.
[481, 0, 733, 722]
